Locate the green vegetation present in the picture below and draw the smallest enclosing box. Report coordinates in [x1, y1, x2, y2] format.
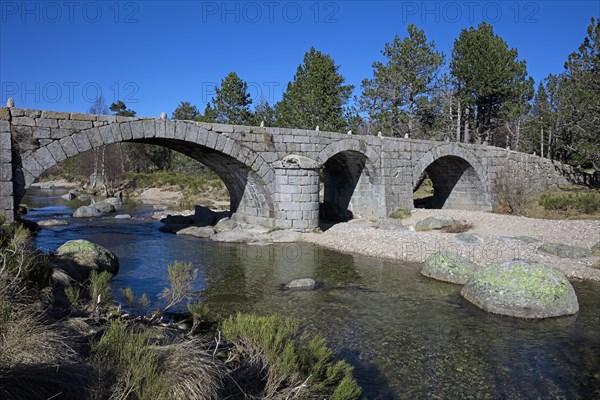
[159, 261, 198, 310]
[88, 270, 114, 313]
[221, 312, 362, 399]
[539, 192, 600, 214]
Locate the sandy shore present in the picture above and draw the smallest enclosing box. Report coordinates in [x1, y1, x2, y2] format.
[301, 209, 600, 282]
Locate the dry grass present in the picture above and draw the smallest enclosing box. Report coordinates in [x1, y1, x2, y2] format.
[522, 185, 600, 220]
[441, 221, 474, 233]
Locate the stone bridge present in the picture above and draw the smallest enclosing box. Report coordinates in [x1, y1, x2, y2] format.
[0, 107, 570, 229]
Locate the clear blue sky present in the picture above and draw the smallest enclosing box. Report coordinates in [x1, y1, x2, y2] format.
[1, 1, 598, 117]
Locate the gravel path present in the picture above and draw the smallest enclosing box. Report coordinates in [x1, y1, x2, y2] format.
[301, 209, 600, 282]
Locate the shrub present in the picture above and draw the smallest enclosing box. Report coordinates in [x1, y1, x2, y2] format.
[64, 285, 82, 308]
[91, 319, 221, 400]
[441, 220, 474, 233]
[159, 261, 198, 311]
[220, 313, 361, 399]
[539, 192, 600, 214]
[493, 162, 535, 214]
[88, 270, 113, 312]
[187, 301, 211, 333]
[121, 287, 136, 309]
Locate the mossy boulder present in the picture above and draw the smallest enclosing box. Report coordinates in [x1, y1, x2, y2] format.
[54, 240, 119, 282]
[422, 252, 480, 284]
[537, 242, 592, 258]
[461, 261, 578, 319]
[415, 215, 456, 231]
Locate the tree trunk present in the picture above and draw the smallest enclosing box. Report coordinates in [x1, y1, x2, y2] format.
[541, 127, 544, 158]
[463, 107, 470, 143]
[456, 100, 461, 142]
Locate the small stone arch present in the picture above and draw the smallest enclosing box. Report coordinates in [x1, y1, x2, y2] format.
[15, 118, 276, 226]
[316, 139, 384, 220]
[412, 144, 491, 210]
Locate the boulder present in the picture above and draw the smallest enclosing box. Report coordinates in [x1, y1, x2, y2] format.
[421, 252, 480, 284]
[54, 240, 119, 281]
[194, 205, 217, 226]
[286, 278, 317, 290]
[38, 219, 69, 227]
[73, 205, 102, 218]
[91, 202, 116, 214]
[214, 218, 238, 232]
[164, 214, 195, 225]
[453, 233, 482, 244]
[211, 230, 253, 243]
[61, 192, 76, 201]
[537, 242, 592, 258]
[461, 261, 579, 319]
[176, 226, 215, 238]
[376, 219, 406, 231]
[415, 215, 456, 231]
[270, 230, 301, 243]
[592, 242, 600, 257]
[16, 204, 28, 215]
[114, 214, 132, 219]
[78, 194, 90, 202]
[103, 197, 123, 207]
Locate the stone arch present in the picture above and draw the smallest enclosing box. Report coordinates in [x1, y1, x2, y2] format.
[412, 144, 491, 210]
[15, 118, 275, 226]
[317, 139, 384, 220]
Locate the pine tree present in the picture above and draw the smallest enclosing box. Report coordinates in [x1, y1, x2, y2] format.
[211, 72, 253, 125]
[360, 24, 444, 137]
[275, 47, 353, 132]
[109, 100, 136, 117]
[172, 101, 201, 121]
[450, 22, 532, 145]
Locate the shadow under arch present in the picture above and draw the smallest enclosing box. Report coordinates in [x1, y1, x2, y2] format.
[317, 141, 382, 224]
[413, 155, 490, 210]
[13, 119, 276, 225]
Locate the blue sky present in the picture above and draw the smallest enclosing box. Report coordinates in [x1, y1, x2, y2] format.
[1, 1, 598, 117]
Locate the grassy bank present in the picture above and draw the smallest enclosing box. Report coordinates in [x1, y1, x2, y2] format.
[522, 185, 600, 220]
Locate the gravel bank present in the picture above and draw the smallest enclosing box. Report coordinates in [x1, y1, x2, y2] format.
[301, 209, 600, 282]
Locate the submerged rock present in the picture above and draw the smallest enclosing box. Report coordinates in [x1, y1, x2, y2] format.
[54, 239, 119, 281]
[537, 242, 592, 259]
[38, 219, 69, 227]
[461, 261, 578, 319]
[421, 252, 480, 284]
[415, 215, 456, 231]
[286, 278, 317, 290]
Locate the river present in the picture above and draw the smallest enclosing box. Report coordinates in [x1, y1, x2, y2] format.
[22, 187, 600, 399]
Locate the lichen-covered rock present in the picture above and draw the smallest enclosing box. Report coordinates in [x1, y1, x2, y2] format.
[421, 252, 480, 284]
[461, 261, 578, 319]
[537, 242, 592, 258]
[415, 215, 456, 231]
[54, 240, 119, 280]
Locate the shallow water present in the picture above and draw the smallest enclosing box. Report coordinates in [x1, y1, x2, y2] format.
[23, 187, 600, 399]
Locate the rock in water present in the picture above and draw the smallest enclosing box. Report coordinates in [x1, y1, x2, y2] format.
[461, 261, 578, 319]
[91, 201, 116, 214]
[286, 278, 317, 290]
[211, 230, 253, 243]
[537, 242, 592, 258]
[421, 252, 480, 284]
[73, 206, 102, 218]
[415, 215, 457, 231]
[38, 219, 69, 227]
[270, 230, 301, 243]
[54, 239, 119, 281]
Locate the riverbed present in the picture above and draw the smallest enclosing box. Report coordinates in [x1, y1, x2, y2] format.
[22, 187, 600, 399]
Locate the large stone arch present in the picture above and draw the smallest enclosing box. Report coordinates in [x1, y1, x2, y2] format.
[14, 118, 276, 226]
[317, 139, 384, 219]
[412, 143, 491, 210]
